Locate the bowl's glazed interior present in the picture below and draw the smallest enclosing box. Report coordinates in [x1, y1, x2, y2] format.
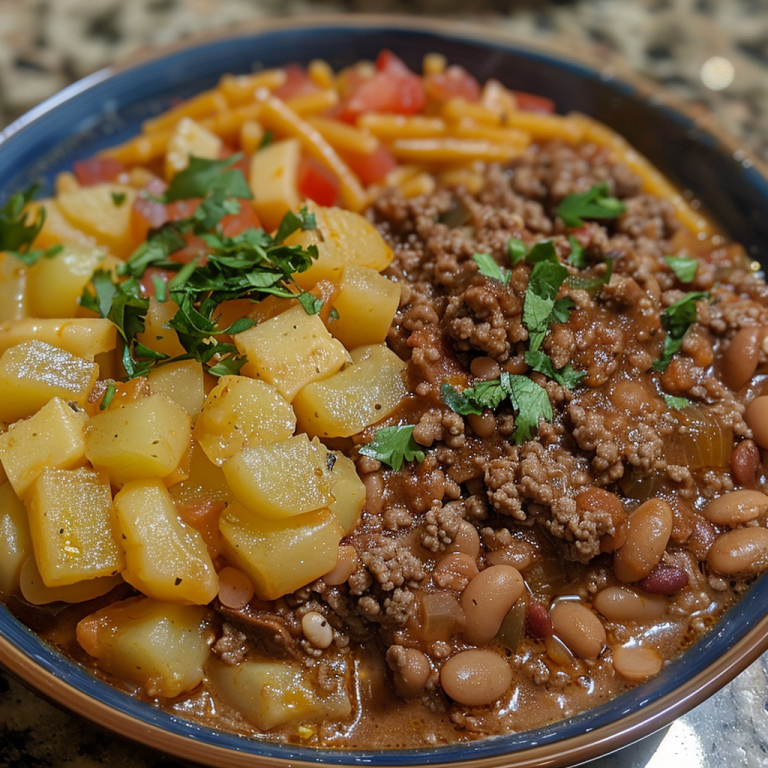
[2, 15, 768, 768]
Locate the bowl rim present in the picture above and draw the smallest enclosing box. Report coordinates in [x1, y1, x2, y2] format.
[2, 12, 768, 768]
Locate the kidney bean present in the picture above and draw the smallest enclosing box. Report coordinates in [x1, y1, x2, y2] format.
[440, 649, 512, 706]
[613, 498, 673, 583]
[550, 600, 606, 660]
[526, 601, 553, 638]
[637, 564, 689, 595]
[707, 527, 768, 575]
[592, 586, 667, 622]
[460, 565, 524, 645]
[432, 552, 479, 591]
[575, 487, 627, 553]
[702, 489, 768, 527]
[745, 396, 768, 450]
[731, 439, 761, 486]
[612, 645, 662, 683]
[722, 327, 763, 391]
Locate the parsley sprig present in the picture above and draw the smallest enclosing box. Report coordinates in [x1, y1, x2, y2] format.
[359, 425, 426, 471]
[652, 291, 710, 372]
[0, 186, 62, 265]
[664, 255, 698, 284]
[557, 182, 626, 228]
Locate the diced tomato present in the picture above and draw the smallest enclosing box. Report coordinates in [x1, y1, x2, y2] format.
[139, 266, 174, 298]
[511, 90, 556, 114]
[275, 63, 322, 101]
[166, 198, 203, 221]
[336, 50, 424, 123]
[131, 196, 168, 242]
[339, 143, 397, 186]
[73, 156, 127, 186]
[170, 233, 210, 266]
[297, 156, 340, 206]
[424, 66, 481, 103]
[220, 199, 262, 236]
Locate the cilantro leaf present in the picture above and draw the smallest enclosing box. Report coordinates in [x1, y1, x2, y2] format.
[567, 235, 587, 269]
[100, 381, 117, 411]
[273, 206, 316, 245]
[524, 349, 585, 389]
[508, 238, 527, 265]
[111, 191, 127, 207]
[297, 292, 322, 315]
[564, 258, 614, 292]
[358, 425, 426, 471]
[664, 394, 690, 410]
[473, 252, 510, 285]
[523, 260, 569, 351]
[557, 182, 626, 228]
[163, 155, 252, 203]
[664, 255, 698, 284]
[0, 186, 46, 254]
[440, 379, 509, 416]
[526, 240, 559, 265]
[652, 291, 709, 372]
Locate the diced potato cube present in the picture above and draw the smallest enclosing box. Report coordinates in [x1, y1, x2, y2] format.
[27, 467, 124, 587]
[0, 340, 99, 424]
[84, 393, 191, 486]
[135, 298, 186, 358]
[56, 184, 138, 258]
[194, 376, 296, 465]
[164, 117, 223, 179]
[77, 596, 212, 698]
[0, 318, 117, 361]
[235, 304, 350, 402]
[0, 253, 27, 322]
[286, 203, 394, 289]
[19, 556, 123, 605]
[219, 502, 343, 600]
[27, 199, 97, 252]
[248, 138, 301, 232]
[208, 656, 351, 731]
[169, 441, 234, 505]
[114, 478, 218, 604]
[328, 265, 401, 349]
[148, 360, 205, 418]
[0, 482, 32, 596]
[0, 396, 87, 498]
[323, 447, 365, 535]
[293, 344, 407, 438]
[223, 434, 333, 520]
[26, 244, 106, 318]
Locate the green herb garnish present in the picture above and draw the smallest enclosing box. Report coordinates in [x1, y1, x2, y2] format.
[523, 260, 571, 351]
[358, 425, 426, 471]
[524, 349, 586, 389]
[567, 235, 587, 269]
[100, 380, 117, 410]
[664, 255, 698, 284]
[652, 291, 710, 372]
[111, 191, 127, 207]
[557, 182, 626, 228]
[664, 394, 690, 410]
[473, 252, 510, 285]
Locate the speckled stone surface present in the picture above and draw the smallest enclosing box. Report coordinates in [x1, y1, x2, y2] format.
[1, 1, 768, 767]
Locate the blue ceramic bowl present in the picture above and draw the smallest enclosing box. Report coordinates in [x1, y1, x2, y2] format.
[2, 15, 768, 768]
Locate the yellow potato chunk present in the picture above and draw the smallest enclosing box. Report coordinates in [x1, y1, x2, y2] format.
[164, 116, 223, 179]
[147, 360, 205, 418]
[114, 478, 218, 604]
[219, 502, 343, 601]
[169, 441, 233, 505]
[194, 375, 296, 465]
[26, 244, 106, 318]
[0, 340, 99, 424]
[19, 556, 122, 605]
[0, 253, 27, 322]
[208, 657, 351, 731]
[328, 265, 401, 349]
[27, 467, 124, 587]
[77, 596, 212, 698]
[235, 303, 350, 402]
[0, 318, 117, 360]
[84, 393, 191, 486]
[325, 449, 366, 535]
[0, 482, 32, 596]
[27, 199, 97, 251]
[135, 298, 186, 358]
[248, 137, 301, 232]
[56, 184, 138, 258]
[0, 396, 87, 498]
[223, 434, 333, 520]
[293, 344, 408, 438]
[286, 203, 394, 289]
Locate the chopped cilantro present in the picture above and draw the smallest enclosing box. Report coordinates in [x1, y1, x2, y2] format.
[557, 182, 626, 228]
[507, 237, 527, 265]
[524, 349, 586, 389]
[162, 155, 252, 203]
[652, 291, 710, 372]
[100, 381, 117, 410]
[259, 130, 274, 149]
[664, 394, 690, 410]
[564, 258, 614, 292]
[328, 307, 340, 323]
[297, 292, 322, 315]
[472, 252, 510, 285]
[567, 235, 587, 269]
[358, 425, 426, 471]
[111, 191, 127, 207]
[0, 186, 45, 253]
[526, 240, 559, 265]
[523, 260, 570, 351]
[664, 255, 698, 284]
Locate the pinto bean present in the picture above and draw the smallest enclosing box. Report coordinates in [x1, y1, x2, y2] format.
[702, 489, 768, 527]
[432, 552, 479, 591]
[731, 439, 761, 486]
[447, 519, 481, 561]
[470, 356, 501, 380]
[323, 545, 359, 586]
[487, 539, 536, 571]
[440, 649, 512, 706]
[613, 498, 673, 583]
[722, 327, 762, 391]
[612, 645, 662, 683]
[549, 600, 606, 660]
[592, 586, 667, 622]
[707, 527, 768, 575]
[637, 565, 689, 595]
[387, 647, 431, 699]
[467, 411, 496, 438]
[460, 565, 524, 645]
[745, 396, 768, 450]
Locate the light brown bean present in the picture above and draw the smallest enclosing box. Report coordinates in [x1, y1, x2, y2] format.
[447, 519, 481, 561]
[323, 545, 359, 586]
[707, 527, 768, 575]
[592, 586, 666, 623]
[745, 396, 768, 450]
[550, 600, 606, 660]
[486, 539, 536, 571]
[575, 487, 627, 553]
[387, 647, 431, 698]
[702, 489, 768, 527]
[301, 611, 333, 649]
[470, 356, 501, 381]
[722, 327, 762, 391]
[612, 645, 663, 682]
[461, 565, 524, 645]
[467, 411, 496, 438]
[613, 498, 673, 583]
[432, 552, 479, 591]
[440, 649, 512, 706]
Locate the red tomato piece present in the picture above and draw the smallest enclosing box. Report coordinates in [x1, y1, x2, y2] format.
[139, 267, 174, 298]
[339, 143, 397, 187]
[165, 198, 203, 221]
[297, 156, 340, 206]
[511, 90, 556, 114]
[170, 233, 210, 266]
[275, 63, 322, 101]
[73, 157, 127, 186]
[424, 66, 481, 103]
[220, 200, 262, 237]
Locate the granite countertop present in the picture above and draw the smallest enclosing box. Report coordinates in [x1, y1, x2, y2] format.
[1, 1, 768, 767]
